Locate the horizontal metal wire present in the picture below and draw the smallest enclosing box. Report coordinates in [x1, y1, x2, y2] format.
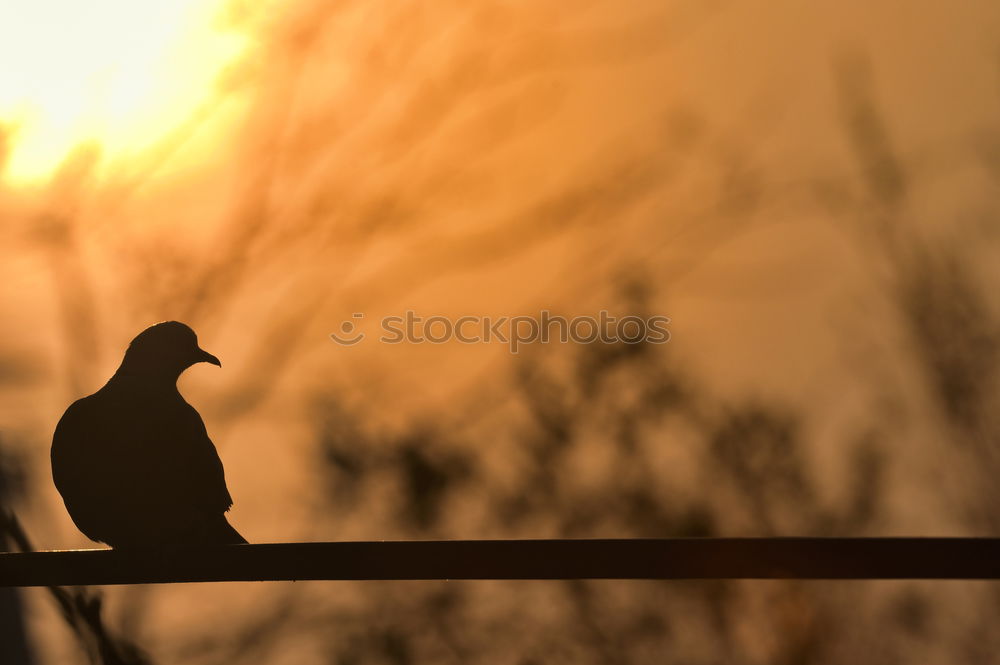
[2, 538, 999, 586]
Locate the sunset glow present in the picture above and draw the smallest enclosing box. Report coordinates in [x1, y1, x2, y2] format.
[0, 0, 246, 184]
[1, 1, 999, 663]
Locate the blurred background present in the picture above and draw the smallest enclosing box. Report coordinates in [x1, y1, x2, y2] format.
[2, 0, 1000, 663]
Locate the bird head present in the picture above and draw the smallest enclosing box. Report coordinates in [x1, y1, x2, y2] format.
[117, 321, 221, 381]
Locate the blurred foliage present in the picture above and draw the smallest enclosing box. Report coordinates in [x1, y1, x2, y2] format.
[298, 301, 889, 665]
[1, 441, 34, 665]
[2, 469, 150, 665]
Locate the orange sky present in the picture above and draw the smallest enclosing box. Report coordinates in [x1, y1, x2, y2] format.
[3, 4, 1000, 664]
[0, 0, 997, 545]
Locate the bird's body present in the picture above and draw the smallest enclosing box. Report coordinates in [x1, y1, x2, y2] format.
[51, 322, 245, 548]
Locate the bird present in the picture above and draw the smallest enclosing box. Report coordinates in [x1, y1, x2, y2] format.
[51, 321, 246, 548]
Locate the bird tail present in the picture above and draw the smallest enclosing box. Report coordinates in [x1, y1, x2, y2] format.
[205, 514, 247, 545]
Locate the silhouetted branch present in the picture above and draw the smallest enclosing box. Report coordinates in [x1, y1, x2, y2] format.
[0, 512, 151, 665]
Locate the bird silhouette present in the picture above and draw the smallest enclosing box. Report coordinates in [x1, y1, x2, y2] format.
[51, 321, 246, 548]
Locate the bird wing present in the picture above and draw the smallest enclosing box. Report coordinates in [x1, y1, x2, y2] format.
[52, 391, 236, 545]
[170, 399, 234, 515]
[52, 396, 136, 543]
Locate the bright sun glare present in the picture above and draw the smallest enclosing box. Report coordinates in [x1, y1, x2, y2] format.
[0, 0, 247, 185]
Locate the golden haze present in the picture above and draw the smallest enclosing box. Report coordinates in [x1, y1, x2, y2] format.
[0, 1, 999, 664]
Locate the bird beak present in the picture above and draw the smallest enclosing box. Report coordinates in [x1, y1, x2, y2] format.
[197, 348, 222, 367]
